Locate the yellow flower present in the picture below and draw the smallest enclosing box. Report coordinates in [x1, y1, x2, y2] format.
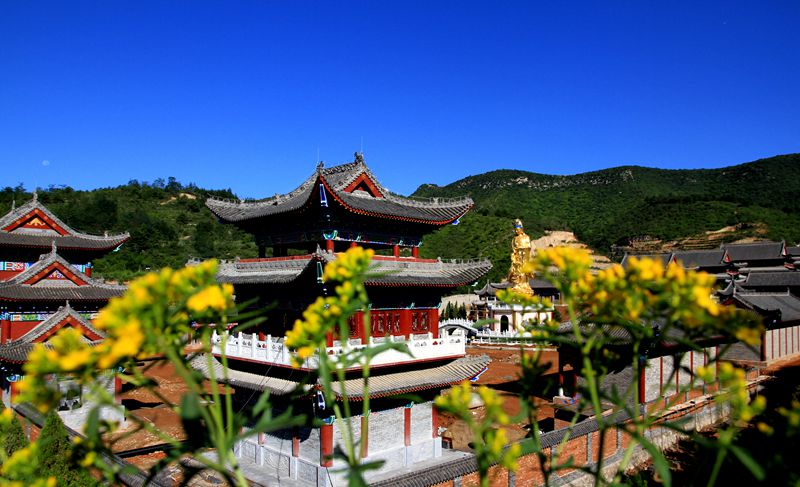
[187, 285, 232, 314]
[735, 325, 763, 346]
[58, 348, 92, 372]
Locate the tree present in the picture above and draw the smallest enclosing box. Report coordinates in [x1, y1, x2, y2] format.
[0, 403, 29, 457]
[37, 412, 96, 486]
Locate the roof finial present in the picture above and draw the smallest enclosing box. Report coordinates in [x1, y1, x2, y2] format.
[32, 190, 38, 202]
[51, 239, 57, 254]
[10, 199, 15, 211]
[65, 300, 71, 310]
[316, 161, 325, 171]
[354, 151, 364, 165]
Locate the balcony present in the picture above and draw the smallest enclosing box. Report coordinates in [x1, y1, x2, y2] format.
[210, 329, 467, 370]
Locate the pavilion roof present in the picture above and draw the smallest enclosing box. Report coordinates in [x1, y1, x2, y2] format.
[742, 270, 800, 289]
[721, 240, 786, 263]
[0, 304, 106, 363]
[191, 353, 490, 399]
[731, 291, 800, 324]
[0, 249, 126, 302]
[205, 158, 473, 225]
[671, 249, 728, 269]
[216, 252, 492, 288]
[0, 196, 129, 252]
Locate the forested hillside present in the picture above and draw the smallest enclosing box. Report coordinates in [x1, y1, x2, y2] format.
[415, 154, 800, 284]
[1, 154, 798, 284]
[0, 179, 257, 281]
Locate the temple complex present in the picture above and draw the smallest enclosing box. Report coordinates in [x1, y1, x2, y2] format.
[0, 196, 128, 427]
[200, 154, 492, 485]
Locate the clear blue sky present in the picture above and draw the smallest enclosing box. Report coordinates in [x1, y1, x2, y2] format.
[1, 1, 798, 198]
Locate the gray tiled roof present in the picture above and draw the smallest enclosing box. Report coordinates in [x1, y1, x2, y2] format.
[206, 159, 473, 224]
[191, 353, 490, 399]
[743, 271, 800, 288]
[671, 249, 727, 268]
[474, 279, 555, 297]
[0, 251, 126, 301]
[217, 253, 491, 288]
[721, 241, 785, 262]
[0, 198, 129, 251]
[620, 253, 672, 270]
[733, 292, 800, 323]
[0, 305, 106, 363]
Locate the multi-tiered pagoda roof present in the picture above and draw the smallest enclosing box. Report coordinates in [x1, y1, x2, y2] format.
[207, 158, 473, 225]
[0, 249, 126, 303]
[0, 304, 105, 363]
[217, 253, 491, 288]
[0, 195, 129, 263]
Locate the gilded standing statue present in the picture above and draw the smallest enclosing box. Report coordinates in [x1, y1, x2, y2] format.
[507, 219, 535, 295]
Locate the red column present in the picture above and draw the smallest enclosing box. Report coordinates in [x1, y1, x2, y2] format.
[431, 405, 439, 438]
[326, 239, 334, 252]
[114, 375, 123, 404]
[325, 331, 334, 347]
[412, 247, 419, 258]
[400, 309, 412, 338]
[292, 428, 300, 458]
[393, 244, 400, 258]
[638, 359, 647, 405]
[404, 406, 412, 446]
[320, 423, 333, 467]
[360, 414, 369, 458]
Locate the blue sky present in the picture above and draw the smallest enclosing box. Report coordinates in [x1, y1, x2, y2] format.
[1, 2, 798, 198]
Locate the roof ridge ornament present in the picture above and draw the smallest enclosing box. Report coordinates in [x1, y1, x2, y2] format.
[32, 190, 38, 202]
[354, 151, 365, 165]
[51, 240, 57, 255]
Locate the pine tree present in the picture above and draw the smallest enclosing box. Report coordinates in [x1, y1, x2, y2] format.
[37, 411, 96, 486]
[0, 403, 29, 457]
[458, 303, 467, 319]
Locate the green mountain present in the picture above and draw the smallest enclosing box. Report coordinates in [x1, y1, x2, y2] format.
[1, 154, 798, 284]
[414, 154, 800, 285]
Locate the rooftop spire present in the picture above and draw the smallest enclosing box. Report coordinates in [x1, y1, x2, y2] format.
[32, 190, 38, 202]
[354, 151, 365, 165]
[51, 239, 57, 255]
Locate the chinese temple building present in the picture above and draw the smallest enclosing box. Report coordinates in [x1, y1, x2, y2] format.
[0, 193, 129, 279]
[201, 155, 492, 485]
[0, 197, 128, 428]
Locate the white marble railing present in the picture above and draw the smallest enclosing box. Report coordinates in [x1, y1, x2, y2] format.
[210, 330, 466, 369]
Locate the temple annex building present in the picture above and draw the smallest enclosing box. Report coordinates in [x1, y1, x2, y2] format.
[0, 194, 129, 428]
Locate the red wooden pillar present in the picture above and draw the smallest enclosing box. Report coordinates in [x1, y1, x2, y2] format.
[412, 247, 419, 258]
[393, 244, 400, 258]
[325, 331, 334, 347]
[432, 405, 439, 438]
[638, 359, 647, 405]
[292, 427, 300, 458]
[325, 239, 334, 252]
[403, 406, 412, 446]
[428, 309, 439, 338]
[400, 309, 412, 338]
[320, 422, 334, 467]
[356, 312, 367, 345]
[114, 374, 123, 404]
[360, 413, 369, 458]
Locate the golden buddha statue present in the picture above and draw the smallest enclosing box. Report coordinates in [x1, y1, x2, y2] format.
[507, 219, 534, 295]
